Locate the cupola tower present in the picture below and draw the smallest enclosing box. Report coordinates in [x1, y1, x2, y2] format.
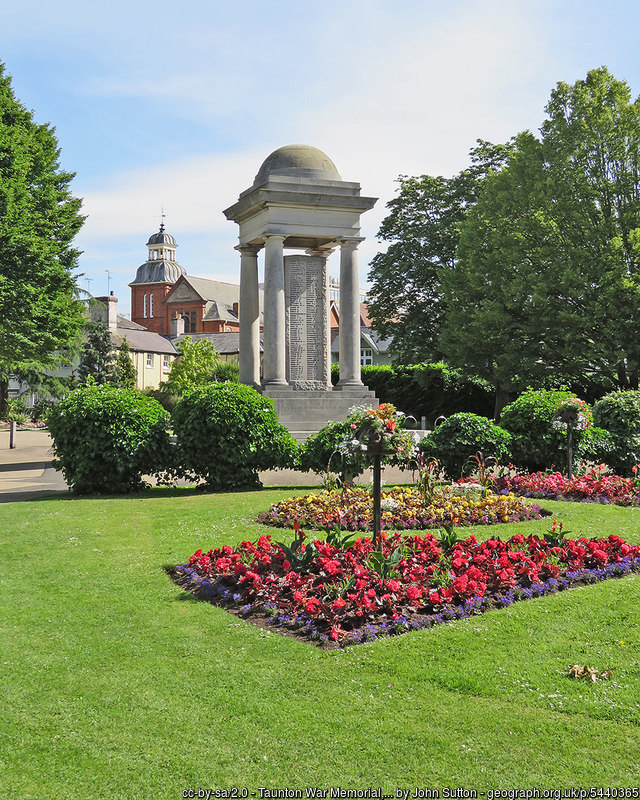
[129, 223, 186, 333]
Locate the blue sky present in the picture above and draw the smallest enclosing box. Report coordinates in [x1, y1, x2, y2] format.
[2, 0, 639, 316]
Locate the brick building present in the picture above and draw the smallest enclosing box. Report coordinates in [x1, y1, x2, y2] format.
[129, 225, 260, 336]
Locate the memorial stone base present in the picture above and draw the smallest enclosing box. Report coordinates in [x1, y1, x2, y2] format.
[263, 384, 378, 442]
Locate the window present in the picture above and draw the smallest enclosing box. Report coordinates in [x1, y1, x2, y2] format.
[183, 312, 197, 333]
[149, 293, 154, 318]
[360, 348, 373, 366]
[146, 353, 154, 368]
[163, 355, 170, 370]
[143, 294, 147, 319]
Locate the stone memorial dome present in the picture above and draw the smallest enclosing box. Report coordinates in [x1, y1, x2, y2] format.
[253, 144, 342, 186]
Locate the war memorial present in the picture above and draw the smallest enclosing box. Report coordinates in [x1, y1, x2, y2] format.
[224, 144, 379, 438]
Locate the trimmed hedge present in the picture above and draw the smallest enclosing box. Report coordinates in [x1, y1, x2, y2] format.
[47, 385, 171, 494]
[331, 362, 494, 425]
[592, 390, 640, 476]
[172, 383, 298, 491]
[419, 413, 512, 479]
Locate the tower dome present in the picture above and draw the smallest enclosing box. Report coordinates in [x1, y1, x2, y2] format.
[130, 224, 186, 285]
[146, 228, 177, 247]
[253, 144, 341, 187]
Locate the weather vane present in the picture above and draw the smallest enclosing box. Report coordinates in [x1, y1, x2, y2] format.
[159, 207, 166, 232]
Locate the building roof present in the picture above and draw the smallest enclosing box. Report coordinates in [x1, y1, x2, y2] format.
[202, 300, 239, 323]
[129, 260, 186, 285]
[165, 275, 263, 324]
[112, 328, 177, 355]
[172, 332, 263, 355]
[146, 227, 177, 246]
[116, 315, 146, 331]
[253, 144, 341, 187]
[170, 275, 240, 304]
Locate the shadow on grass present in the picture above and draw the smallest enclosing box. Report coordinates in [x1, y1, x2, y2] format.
[3, 483, 321, 504]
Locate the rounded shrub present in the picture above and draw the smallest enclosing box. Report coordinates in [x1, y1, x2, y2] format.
[575, 425, 616, 467]
[300, 420, 371, 484]
[47, 385, 171, 494]
[172, 383, 298, 491]
[499, 389, 592, 472]
[419, 413, 511, 479]
[592, 390, 640, 476]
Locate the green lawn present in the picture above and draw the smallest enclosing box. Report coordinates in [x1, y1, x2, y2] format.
[1, 488, 640, 798]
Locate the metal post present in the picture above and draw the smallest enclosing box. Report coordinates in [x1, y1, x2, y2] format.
[567, 423, 573, 480]
[373, 453, 382, 548]
[9, 420, 15, 449]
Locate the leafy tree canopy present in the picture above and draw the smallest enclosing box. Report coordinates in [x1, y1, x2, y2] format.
[162, 336, 238, 395]
[0, 61, 85, 413]
[366, 140, 512, 363]
[441, 67, 640, 416]
[369, 67, 640, 417]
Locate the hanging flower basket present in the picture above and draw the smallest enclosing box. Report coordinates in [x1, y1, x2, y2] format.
[552, 398, 592, 431]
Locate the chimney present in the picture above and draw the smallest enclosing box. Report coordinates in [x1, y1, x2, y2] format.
[170, 315, 185, 337]
[95, 293, 118, 332]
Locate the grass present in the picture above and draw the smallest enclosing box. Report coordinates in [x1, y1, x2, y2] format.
[1, 487, 640, 798]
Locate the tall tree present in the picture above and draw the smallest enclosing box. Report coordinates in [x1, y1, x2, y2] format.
[366, 140, 512, 363]
[116, 338, 138, 390]
[441, 68, 640, 417]
[0, 62, 85, 414]
[77, 322, 119, 385]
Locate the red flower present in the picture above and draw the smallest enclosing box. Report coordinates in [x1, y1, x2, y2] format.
[406, 585, 423, 602]
[305, 597, 322, 616]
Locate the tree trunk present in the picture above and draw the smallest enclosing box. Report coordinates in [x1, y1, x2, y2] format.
[493, 384, 511, 422]
[0, 377, 8, 418]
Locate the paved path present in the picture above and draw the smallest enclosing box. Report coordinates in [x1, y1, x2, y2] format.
[0, 429, 68, 502]
[0, 429, 415, 503]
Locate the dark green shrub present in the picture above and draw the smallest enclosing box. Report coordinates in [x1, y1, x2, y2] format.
[575, 425, 616, 467]
[500, 389, 592, 472]
[331, 362, 494, 425]
[172, 383, 298, 491]
[419, 413, 511, 479]
[300, 420, 371, 484]
[47, 385, 171, 494]
[144, 388, 181, 414]
[30, 398, 55, 422]
[592, 390, 640, 476]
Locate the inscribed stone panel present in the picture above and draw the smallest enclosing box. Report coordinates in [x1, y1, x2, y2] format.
[284, 255, 328, 389]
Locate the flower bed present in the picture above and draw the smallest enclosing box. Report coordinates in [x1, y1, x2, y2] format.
[484, 467, 640, 507]
[169, 528, 640, 648]
[0, 420, 47, 430]
[256, 486, 545, 531]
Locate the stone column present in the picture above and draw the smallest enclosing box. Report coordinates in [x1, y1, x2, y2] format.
[263, 234, 288, 386]
[237, 243, 261, 388]
[337, 239, 363, 386]
[307, 248, 334, 389]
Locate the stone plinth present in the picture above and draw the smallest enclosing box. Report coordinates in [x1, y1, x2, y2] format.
[263, 385, 378, 442]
